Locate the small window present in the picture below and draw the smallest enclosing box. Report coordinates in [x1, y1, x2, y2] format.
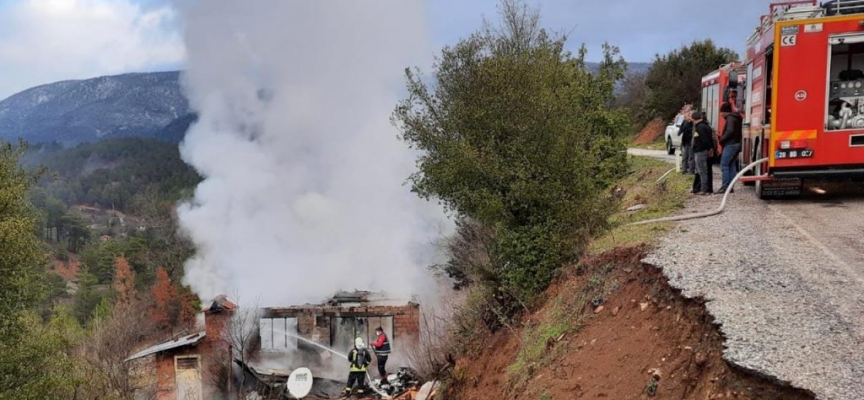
[259, 317, 298, 351]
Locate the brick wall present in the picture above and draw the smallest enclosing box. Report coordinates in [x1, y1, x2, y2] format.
[393, 305, 420, 345]
[155, 353, 176, 400]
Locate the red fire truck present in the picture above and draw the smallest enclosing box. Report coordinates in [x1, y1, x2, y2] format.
[738, 0, 864, 198]
[701, 62, 747, 143]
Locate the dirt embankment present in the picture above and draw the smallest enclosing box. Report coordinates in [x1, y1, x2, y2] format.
[448, 246, 815, 400]
[633, 118, 666, 145]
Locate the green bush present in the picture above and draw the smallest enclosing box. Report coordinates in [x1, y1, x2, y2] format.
[394, 0, 628, 312]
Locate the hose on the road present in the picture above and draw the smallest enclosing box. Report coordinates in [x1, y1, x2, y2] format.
[625, 158, 768, 226]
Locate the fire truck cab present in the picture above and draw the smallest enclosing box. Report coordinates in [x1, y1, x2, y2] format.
[739, 0, 864, 198]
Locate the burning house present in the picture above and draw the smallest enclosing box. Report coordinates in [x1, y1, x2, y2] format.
[126, 291, 420, 399]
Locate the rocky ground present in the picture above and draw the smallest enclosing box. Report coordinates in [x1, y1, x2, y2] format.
[643, 168, 864, 400]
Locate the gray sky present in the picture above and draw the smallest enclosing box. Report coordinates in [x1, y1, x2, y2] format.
[0, 0, 773, 99]
[426, 0, 769, 62]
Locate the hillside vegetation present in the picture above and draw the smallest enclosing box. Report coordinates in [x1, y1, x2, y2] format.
[0, 0, 790, 399]
[23, 137, 200, 213]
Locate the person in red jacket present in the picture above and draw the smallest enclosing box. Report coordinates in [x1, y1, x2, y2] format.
[370, 326, 391, 383]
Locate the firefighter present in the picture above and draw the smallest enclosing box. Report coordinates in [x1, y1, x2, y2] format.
[370, 326, 391, 383]
[343, 337, 372, 396]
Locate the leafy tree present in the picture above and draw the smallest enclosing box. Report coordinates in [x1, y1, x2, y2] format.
[73, 271, 107, 325]
[643, 39, 738, 120]
[80, 239, 127, 284]
[393, 0, 628, 306]
[0, 140, 45, 342]
[0, 140, 84, 399]
[59, 211, 90, 253]
[0, 312, 83, 400]
[615, 71, 653, 129]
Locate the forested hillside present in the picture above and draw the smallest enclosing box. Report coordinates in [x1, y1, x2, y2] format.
[23, 137, 200, 212]
[17, 136, 200, 326]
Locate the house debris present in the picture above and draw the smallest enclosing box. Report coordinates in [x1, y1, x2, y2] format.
[125, 291, 422, 400]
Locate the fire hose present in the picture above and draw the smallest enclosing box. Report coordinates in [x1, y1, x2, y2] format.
[625, 158, 768, 226]
[284, 333, 391, 399]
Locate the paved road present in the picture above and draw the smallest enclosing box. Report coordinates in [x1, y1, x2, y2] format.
[644, 179, 864, 399]
[626, 147, 676, 163]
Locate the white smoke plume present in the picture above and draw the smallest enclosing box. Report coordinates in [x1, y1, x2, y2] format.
[175, 1, 450, 307]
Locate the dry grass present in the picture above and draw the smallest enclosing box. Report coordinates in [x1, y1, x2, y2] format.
[589, 155, 691, 254]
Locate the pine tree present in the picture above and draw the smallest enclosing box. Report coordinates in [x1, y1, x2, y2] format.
[112, 256, 135, 307]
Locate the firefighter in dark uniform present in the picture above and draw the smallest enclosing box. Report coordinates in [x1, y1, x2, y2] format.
[370, 326, 391, 383]
[343, 337, 372, 396]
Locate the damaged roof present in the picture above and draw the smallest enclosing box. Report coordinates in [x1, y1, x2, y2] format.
[260, 290, 419, 319]
[203, 294, 238, 312]
[326, 290, 415, 307]
[124, 331, 207, 362]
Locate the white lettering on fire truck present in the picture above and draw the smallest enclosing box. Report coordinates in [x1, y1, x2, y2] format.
[781, 35, 797, 47]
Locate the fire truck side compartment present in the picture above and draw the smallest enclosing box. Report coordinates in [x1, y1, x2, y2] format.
[772, 16, 864, 171]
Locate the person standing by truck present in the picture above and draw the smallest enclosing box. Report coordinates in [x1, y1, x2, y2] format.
[717, 102, 742, 193]
[678, 112, 695, 174]
[690, 111, 715, 195]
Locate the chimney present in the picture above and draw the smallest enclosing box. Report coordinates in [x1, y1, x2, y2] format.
[202, 295, 237, 397]
[204, 294, 237, 343]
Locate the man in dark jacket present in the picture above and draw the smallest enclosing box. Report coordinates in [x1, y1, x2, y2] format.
[678, 113, 694, 174]
[690, 111, 715, 195]
[718, 102, 743, 193]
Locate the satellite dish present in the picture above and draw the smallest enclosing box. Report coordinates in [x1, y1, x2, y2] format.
[286, 367, 313, 399]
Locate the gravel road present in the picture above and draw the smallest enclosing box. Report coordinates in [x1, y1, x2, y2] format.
[642, 169, 864, 399]
[626, 147, 677, 163]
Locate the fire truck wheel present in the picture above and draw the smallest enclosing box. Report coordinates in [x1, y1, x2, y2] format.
[743, 142, 758, 187]
[755, 162, 770, 200]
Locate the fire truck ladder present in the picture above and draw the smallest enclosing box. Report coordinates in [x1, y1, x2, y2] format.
[824, 0, 864, 16]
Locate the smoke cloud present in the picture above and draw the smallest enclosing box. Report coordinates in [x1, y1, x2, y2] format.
[175, 1, 449, 307]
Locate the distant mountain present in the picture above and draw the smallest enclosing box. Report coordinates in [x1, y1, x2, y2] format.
[0, 71, 192, 146]
[0, 63, 650, 147]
